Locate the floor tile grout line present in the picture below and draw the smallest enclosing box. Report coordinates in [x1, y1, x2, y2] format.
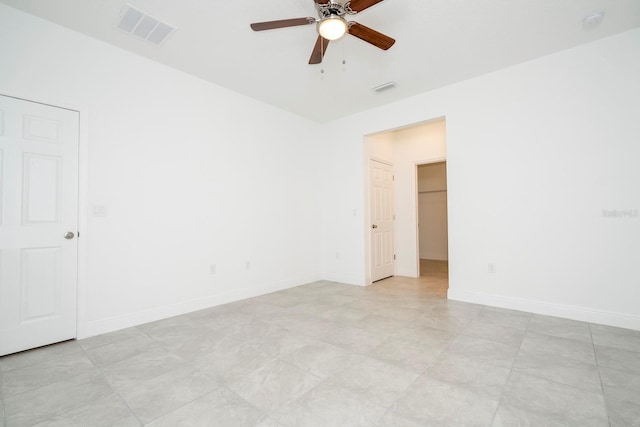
[589, 322, 613, 427]
[0, 359, 3, 427]
[368, 325, 464, 425]
[146, 318, 321, 425]
[89, 324, 249, 425]
[492, 317, 614, 425]
[0, 357, 100, 402]
[368, 364, 425, 426]
[0, 371, 5, 427]
[326, 359, 426, 413]
[509, 328, 607, 396]
[508, 368, 608, 397]
[0, 340, 82, 374]
[79, 325, 159, 351]
[141, 335, 264, 426]
[488, 315, 529, 426]
[87, 324, 266, 426]
[3, 350, 124, 426]
[457, 330, 524, 349]
[78, 342, 145, 427]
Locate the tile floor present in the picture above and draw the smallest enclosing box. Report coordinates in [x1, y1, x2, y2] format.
[1, 265, 639, 426]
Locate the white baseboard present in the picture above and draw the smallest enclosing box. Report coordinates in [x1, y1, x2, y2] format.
[80, 274, 321, 339]
[448, 288, 640, 331]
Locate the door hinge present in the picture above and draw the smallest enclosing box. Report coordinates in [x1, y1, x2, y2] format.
[77, 231, 80, 238]
[393, 254, 396, 260]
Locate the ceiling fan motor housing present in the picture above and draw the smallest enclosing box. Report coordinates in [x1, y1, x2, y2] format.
[315, 1, 354, 18]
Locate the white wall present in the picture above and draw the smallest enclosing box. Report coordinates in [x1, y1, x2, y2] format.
[418, 163, 448, 261]
[321, 28, 640, 330]
[0, 4, 323, 338]
[367, 132, 395, 163]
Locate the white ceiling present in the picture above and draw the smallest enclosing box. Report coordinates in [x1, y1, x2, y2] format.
[2, 0, 640, 122]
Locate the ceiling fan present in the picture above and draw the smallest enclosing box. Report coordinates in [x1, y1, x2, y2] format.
[250, 0, 395, 64]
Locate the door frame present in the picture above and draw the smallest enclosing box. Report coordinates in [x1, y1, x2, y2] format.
[1, 88, 90, 340]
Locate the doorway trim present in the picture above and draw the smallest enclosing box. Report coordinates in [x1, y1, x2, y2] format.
[0, 88, 90, 340]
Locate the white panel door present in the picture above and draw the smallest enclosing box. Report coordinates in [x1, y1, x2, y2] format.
[370, 159, 394, 282]
[0, 95, 79, 356]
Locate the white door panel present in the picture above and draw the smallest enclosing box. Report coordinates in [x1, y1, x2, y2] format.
[370, 160, 394, 282]
[0, 95, 79, 356]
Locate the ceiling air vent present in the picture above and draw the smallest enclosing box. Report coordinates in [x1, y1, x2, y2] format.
[116, 4, 176, 46]
[372, 81, 397, 93]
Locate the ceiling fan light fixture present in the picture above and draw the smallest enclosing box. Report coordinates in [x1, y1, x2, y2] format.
[317, 16, 348, 40]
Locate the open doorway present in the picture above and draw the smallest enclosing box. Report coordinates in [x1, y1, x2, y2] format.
[363, 117, 447, 285]
[417, 161, 449, 290]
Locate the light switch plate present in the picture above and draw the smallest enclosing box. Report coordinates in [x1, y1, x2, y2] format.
[92, 205, 108, 217]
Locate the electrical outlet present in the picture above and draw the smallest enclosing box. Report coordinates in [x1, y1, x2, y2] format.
[336, 252, 340, 260]
[245, 261, 251, 271]
[488, 263, 496, 274]
[210, 264, 216, 275]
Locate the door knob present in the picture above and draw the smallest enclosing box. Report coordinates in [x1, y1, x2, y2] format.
[64, 231, 75, 240]
[372, 224, 378, 229]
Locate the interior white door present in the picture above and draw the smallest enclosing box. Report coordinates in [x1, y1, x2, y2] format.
[370, 159, 394, 282]
[0, 95, 79, 356]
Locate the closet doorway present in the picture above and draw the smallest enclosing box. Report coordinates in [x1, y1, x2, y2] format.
[417, 161, 449, 287]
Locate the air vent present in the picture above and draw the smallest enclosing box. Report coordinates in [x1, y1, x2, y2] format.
[116, 4, 176, 46]
[372, 81, 397, 93]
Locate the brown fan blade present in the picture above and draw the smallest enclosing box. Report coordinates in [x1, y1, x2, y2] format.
[309, 36, 330, 64]
[347, 0, 384, 13]
[348, 22, 395, 50]
[250, 17, 315, 31]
